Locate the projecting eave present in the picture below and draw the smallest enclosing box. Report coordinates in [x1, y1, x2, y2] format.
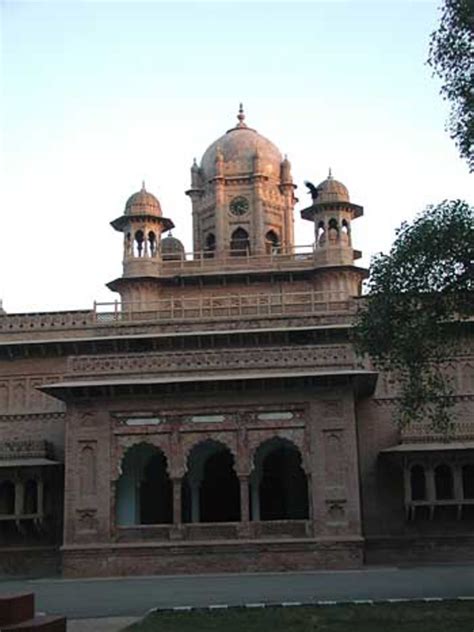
[110, 215, 174, 232]
[40, 369, 377, 400]
[300, 201, 364, 221]
[381, 441, 474, 454]
[107, 264, 368, 291]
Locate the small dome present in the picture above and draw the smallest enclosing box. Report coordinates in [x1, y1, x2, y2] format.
[316, 170, 349, 203]
[200, 105, 282, 180]
[161, 234, 185, 261]
[125, 183, 162, 217]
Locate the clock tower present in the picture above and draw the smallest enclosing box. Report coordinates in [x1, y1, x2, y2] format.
[186, 105, 297, 258]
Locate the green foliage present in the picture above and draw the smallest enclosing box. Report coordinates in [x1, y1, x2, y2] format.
[428, 0, 474, 171]
[354, 200, 474, 432]
[126, 601, 474, 632]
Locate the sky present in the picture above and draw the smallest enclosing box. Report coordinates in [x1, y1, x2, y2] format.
[0, 0, 472, 313]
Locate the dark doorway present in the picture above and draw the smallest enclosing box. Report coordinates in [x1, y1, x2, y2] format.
[257, 440, 308, 520]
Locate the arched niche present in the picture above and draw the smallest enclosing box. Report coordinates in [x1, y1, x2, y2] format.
[116, 442, 172, 527]
[250, 437, 309, 521]
[0, 480, 14, 515]
[410, 465, 426, 501]
[265, 230, 280, 254]
[230, 227, 250, 256]
[182, 439, 240, 523]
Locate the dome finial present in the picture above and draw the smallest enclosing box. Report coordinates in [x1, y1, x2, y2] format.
[141, 180, 146, 191]
[328, 168, 333, 179]
[237, 102, 246, 127]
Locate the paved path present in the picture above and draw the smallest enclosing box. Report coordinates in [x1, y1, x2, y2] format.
[1, 565, 473, 619]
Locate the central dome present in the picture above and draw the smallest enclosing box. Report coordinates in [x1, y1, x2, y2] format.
[200, 105, 283, 179]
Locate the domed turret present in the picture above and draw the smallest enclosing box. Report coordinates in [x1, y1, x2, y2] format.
[300, 169, 363, 269]
[125, 183, 162, 217]
[161, 233, 185, 261]
[315, 170, 349, 203]
[110, 183, 174, 284]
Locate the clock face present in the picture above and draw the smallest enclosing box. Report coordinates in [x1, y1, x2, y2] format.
[230, 196, 249, 216]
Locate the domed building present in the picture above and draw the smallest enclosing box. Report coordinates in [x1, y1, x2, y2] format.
[0, 107, 472, 581]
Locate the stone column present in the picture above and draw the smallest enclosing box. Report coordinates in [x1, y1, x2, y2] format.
[172, 478, 182, 526]
[453, 465, 463, 520]
[426, 466, 436, 520]
[37, 479, 44, 517]
[239, 476, 250, 523]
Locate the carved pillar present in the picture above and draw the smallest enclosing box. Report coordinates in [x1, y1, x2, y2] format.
[426, 466, 436, 520]
[37, 479, 44, 517]
[172, 478, 182, 526]
[453, 465, 463, 520]
[239, 476, 249, 523]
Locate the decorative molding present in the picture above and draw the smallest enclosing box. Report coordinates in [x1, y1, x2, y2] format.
[69, 344, 357, 377]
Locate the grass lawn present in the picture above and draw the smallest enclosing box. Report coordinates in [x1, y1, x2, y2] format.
[124, 600, 474, 631]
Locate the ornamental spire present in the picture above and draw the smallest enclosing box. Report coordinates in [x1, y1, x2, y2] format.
[236, 102, 247, 128]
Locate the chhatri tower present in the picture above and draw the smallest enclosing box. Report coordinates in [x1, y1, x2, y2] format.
[0, 107, 472, 578]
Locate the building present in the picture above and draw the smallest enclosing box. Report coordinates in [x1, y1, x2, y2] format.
[0, 108, 473, 577]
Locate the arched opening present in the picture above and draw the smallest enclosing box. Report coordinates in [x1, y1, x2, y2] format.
[251, 438, 308, 521]
[24, 479, 38, 514]
[265, 230, 280, 254]
[134, 230, 145, 257]
[204, 233, 216, 258]
[328, 218, 339, 243]
[0, 481, 15, 515]
[183, 440, 240, 523]
[410, 465, 426, 501]
[148, 231, 157, 257]
[435, 464, 454, 500]
[230, 228, 250, 256]
[317, 220, 326, 245]
[341, 219, 350, 244]
[462, 464, 474, 499]
[116, 443, 172, 526]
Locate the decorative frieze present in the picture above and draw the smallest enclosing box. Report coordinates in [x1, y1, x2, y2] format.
[69, 344, 356, 377]
[0, 439, 52, 460]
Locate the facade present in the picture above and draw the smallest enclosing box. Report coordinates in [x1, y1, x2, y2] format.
[0, 108, 473, 577]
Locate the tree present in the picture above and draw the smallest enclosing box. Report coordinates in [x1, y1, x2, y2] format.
[354, 200, 474, 432]
[428, 0, 474, 171]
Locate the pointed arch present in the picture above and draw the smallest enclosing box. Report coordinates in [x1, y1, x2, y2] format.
[183, 439, 240, 523]
[250, 437, 308, 521]
[265, 230, 280, 254]
[116, 442, 172, 526]
[230, 227, 250, 256]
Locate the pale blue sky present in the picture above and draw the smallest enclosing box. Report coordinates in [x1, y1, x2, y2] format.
[1, 1, 472, 312]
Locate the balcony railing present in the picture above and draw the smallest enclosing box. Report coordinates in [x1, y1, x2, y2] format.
[126, 244, 317, 276]
[94, 290, 355, 325]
